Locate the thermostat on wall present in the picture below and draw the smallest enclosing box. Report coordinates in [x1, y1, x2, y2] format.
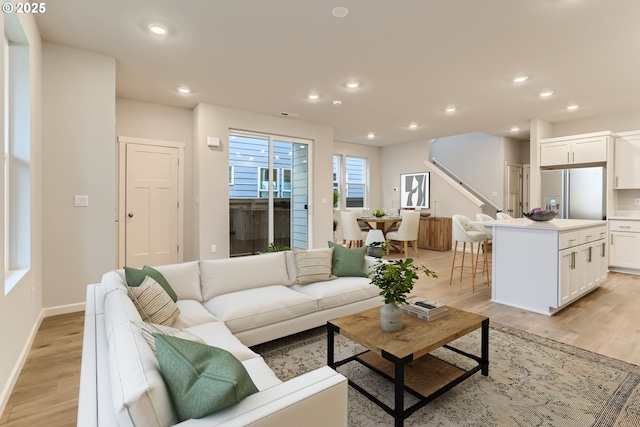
[207, 137, 221, 147]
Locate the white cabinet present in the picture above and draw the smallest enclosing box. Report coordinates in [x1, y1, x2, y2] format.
[540, 134, 609, 167]
[557, 225, 607, 308]
[614, 135, 640, 188]
[609, 220, 640, 270]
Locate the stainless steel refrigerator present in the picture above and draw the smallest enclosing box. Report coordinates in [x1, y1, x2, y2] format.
[540, 166, 606, 220]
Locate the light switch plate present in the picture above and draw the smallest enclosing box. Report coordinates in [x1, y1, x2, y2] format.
[74, 195, 89, 207]
[635, 198, 640, 206]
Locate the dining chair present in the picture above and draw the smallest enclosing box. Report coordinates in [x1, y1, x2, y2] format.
[450, 214, 491, 291]
[385, 210, 420, 258]
[475, 213, 494, 279]
[340, 211, 368, 248]
[496, 212, 513, 220]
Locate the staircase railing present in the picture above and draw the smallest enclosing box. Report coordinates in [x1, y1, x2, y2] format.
[430, 157, 503, 213]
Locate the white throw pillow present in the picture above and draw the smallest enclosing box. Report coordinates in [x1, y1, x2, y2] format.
[140, 322, 205, 354]
[293, 248, 337, 285]
[128, 276, 180, 326]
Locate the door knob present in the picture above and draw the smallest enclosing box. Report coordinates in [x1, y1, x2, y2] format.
[128, 213, 134, 218]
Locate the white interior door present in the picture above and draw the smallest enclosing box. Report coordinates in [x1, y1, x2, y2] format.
[505, 164, 523, 217]
[125, 143, 179, 267]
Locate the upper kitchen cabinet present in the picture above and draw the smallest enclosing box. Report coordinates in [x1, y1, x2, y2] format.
[614, 131, 640, 189]
[540, 132, 612, 168]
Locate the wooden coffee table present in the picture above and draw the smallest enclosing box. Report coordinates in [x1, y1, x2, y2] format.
[327, 306, 489, 427]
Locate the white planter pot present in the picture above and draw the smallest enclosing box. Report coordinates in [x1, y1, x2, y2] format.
[380, 303, 403, 332]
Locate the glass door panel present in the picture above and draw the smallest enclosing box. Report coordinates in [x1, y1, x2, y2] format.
[229, 133, 310, 256]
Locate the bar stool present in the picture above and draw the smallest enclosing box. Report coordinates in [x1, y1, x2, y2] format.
[496, 212, 513, 220]
[450, 214, 491, 291]
[475, 213, 494, 280]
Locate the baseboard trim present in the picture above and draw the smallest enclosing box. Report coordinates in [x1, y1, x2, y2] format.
[0, 308, 44, 417]
[43, 302, 85, 317]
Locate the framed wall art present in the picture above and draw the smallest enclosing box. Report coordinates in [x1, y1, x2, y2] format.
[400, 172, 430, 209]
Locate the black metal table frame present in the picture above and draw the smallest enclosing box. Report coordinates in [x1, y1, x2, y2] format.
[327, 318, 489, 427]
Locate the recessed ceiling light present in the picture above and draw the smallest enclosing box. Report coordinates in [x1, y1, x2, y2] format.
[567, 104, 579, 110]
[177, 87, 190, 94]
[539, 90, 554, 97]
[513, 75, 529, 83]
[148, 24, 167, 36]
[333, 100, 342, 106]
[445, 106, 457, 113]
[367, 132, 375, 139]
[308, 93, 320, 100]
[346, 81, 360, 89]
[409, 122, 418, 130]
[332, 6, 349, 18]
[510, 126, 520, 132]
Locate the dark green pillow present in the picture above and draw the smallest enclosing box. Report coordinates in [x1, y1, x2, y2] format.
[328, 241, 367, 277]
[154, 334, 259, 421]
[124, 266, 178, 302]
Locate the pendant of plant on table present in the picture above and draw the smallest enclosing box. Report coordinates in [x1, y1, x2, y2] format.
[370, 258, 437, 332]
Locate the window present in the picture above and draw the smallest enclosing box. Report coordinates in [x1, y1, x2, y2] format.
[4, 17, 31, 294]
[332, 155, 367, 209]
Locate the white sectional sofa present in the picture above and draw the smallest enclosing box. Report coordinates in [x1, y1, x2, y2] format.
[78, 250, 383, 427]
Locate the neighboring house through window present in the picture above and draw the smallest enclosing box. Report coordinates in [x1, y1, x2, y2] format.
[333, 155, 367, 209]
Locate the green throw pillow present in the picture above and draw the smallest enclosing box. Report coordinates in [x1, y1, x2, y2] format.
[124, 265, 178, 302]
[154, 334, 259, 421]
[328, 241, 367, 277]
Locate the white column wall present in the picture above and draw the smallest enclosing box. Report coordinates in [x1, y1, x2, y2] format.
[41, 43, 116, 308]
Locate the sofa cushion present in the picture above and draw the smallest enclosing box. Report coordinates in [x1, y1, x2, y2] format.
[128, 276, 180, 326]
[125, 266, 178, 302]
[103, 270, 128, 295]
[155, 335, 259, 422]
[200, 252, 291, 300]
[151, 261, 203, 302]
[184, 322, 260, 362]
[328, 241, 367, 277]
[203, 285, 317, 333]
[241, 357, 283, 390]
[293, 248, 336, 285]
[140, 322, 205, 354]
[109, 321, 177, 427]
[172, 300, 221, 329]
[291, 276, 380, 310]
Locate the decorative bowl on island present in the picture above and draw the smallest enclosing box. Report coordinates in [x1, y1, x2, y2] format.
[523, 208, 557, 221]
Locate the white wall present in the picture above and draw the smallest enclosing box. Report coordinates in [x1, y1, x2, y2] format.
[41, 43, 116, 308]
[551, 109, 640, 137]
[431, 132, 506, 209]
[115, 98, 195, 261]
[193, 103, 334, 258]
[380, 140, 480, 219]
[0, 13, 42, 415]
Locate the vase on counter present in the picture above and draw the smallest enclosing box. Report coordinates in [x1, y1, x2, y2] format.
[380, 303, 403, 332]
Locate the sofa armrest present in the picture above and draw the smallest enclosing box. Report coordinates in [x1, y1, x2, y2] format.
[364, 255, 387, 275]
[174, 366, 348, 427]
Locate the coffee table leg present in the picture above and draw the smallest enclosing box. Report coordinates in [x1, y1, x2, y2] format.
[481, 318, 489, 376]
[327, 322, 336, 369]
[394, 361, 405, 427]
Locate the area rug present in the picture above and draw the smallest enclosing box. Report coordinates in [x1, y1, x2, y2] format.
[252, 323, 640, 426]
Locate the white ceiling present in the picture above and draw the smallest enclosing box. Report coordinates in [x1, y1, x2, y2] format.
[34, 0, 640, 146]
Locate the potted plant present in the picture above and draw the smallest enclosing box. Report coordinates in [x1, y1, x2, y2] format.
[260, 242, 291, 253]
[366, 239, 389, 258]
[369, 258, 437, 332]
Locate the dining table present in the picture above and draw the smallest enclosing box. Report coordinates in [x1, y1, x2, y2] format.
[356, 215, 403, 234]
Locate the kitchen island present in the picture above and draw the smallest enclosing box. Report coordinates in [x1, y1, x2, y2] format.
[480, 218, 608, 315]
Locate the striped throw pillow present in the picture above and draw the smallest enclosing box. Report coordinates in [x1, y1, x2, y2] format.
[293, 248, 337, 285]
[128, 276, 180, 326]
[140, 322, 205, 355]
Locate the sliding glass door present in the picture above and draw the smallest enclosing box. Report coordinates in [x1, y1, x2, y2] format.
[228, 132, 310, 256]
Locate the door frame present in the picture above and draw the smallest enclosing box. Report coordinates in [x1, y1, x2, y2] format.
[117, 136, 185, 268]
[504, 162, 523, 218]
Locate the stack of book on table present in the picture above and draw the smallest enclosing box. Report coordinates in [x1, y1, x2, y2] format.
[400, 297, 448, 321]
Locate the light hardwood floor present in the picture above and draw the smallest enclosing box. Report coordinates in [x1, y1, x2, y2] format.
[2, 248, 640, 426]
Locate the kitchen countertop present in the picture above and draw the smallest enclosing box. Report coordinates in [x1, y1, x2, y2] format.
[478, 218, 606, 231]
